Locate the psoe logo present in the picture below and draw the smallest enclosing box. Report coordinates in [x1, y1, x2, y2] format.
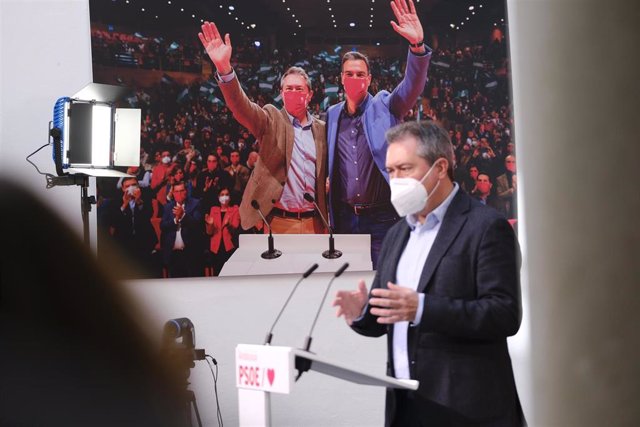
[238, 365, 276, 388]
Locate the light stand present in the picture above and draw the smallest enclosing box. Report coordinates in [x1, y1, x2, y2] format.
[47, 128, 96, 247]
[43, 83, 141, 248]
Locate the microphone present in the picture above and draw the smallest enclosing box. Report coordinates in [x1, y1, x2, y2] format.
[251, 199, 282, 259]
[302, 263, 349, 352]
[303, 192, 342, 259]
[264, 263, 319, 345]
[294, 263, 349, 381]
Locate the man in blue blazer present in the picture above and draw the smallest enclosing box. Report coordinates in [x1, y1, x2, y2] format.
[161, 181, 204, 277]
[333, 121, 525, 426]
[327, 0, 431, 268]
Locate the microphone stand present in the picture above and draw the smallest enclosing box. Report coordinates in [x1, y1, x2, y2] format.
[264, 263, 319, 345]
[252, 200, 282, 259]
[296, 263, 349, 380]
[303, 193, 342, 259]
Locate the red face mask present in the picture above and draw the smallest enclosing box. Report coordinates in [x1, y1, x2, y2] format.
[283, 91, 308, 119]
[343, 76, 368, 103]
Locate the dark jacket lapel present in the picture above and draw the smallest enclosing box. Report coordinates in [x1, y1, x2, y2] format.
[380, 221, 411, 288]
[417, 191, 470, 293]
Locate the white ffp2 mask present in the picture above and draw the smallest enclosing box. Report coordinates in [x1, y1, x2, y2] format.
[389, 161, 440, 217]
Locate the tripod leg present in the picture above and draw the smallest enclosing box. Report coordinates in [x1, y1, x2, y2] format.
[191, 397, 203, 427]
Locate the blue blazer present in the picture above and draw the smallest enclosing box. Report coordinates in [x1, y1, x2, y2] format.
[352, 190, 525, 425]
[326, 48, 431, 224]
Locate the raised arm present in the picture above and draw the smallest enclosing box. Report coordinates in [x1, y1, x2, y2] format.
[198, 21, 232, 75]
[387, 0, 431, 118]
[198, 21, 270, 138]
[390, 0, 425, 55]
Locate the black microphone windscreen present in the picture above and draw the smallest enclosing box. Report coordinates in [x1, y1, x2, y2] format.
[251, 199, 260, 210]
[334, 263, 349, 277]
[303, 192, 315, 203]
[303, 263, 319, 278]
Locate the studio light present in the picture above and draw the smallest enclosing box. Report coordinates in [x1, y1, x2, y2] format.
[52, 83, 140, 176]
[47, 82, 141, 246]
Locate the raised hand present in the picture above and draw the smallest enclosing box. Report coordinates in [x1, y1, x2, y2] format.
[198, 21, 233, 75]
[390, 0, 424, 45]
[333, 280, 369, 325]
[132, 187, 143, 204]
[204, 176, 213, 191]
[121, 191, 131, 209]
[173, 204, 184, 220]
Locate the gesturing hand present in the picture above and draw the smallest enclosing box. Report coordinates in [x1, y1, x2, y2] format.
[173, 204, 184, 220]
[369, 282, 419, 324]
[333, 280, 369, 325]
[390, 0, 424, 45]
[198, 21, 233, 75]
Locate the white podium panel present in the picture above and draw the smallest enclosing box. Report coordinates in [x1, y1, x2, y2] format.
[236, 344, 295, 394]
[235, 344, 418, 427]
[220, 234, 372, 276]
[126, 271, 394, 427]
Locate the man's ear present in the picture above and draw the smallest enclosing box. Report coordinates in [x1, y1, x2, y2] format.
[437, 159, 449, 178]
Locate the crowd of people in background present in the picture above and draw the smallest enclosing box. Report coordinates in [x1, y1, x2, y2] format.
[91, 28, 203, 72]
[96, 26, 515, 279]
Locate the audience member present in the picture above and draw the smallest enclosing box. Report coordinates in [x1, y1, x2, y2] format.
[160, 181, 204, 277]
[225, 150, 250, 197]
[204, 187, 240, 276]
[109, 177, 158, 278]
[471, 172, 500, 211]
[495, 154, 517, 218]
[194, 153, 233, 213]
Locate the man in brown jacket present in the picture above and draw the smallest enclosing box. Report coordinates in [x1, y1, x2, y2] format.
[199, 22, 327, 234]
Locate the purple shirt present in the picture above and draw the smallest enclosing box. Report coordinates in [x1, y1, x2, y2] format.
[334, 99, 390, 205]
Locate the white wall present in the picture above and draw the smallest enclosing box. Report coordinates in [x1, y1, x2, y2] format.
[0, 0, 94, 239]
[508, 0, 640, 425]
[128, 272, 389, 427]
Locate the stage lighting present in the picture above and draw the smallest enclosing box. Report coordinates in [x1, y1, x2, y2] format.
[51, 82, 140, 178]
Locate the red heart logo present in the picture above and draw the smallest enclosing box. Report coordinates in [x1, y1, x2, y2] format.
[267, 368, 275, 386]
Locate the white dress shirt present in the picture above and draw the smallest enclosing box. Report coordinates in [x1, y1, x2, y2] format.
[393, 183, 459, 379]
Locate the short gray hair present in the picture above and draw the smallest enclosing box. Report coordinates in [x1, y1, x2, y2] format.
[385, 120, 455, 180]
[280, 66, 312, 91]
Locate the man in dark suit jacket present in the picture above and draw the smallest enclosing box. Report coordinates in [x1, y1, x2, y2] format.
[333, 121, 525, 426]
[110, 177, 158, 277]
[161, 181, 204, 278]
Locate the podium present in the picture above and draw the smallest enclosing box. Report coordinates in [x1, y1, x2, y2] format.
[235, 344, 418, 426]
[220, 234, 373, 276]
